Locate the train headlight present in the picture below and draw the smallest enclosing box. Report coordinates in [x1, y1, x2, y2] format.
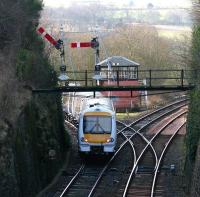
[106, 138, 114, 143]
[80, 137, 88, 142]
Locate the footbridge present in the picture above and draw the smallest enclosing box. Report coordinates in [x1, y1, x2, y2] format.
[33, 69, 195, 94]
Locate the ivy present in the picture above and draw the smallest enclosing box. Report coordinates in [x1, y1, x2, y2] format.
[186, 91, 200, 161]
[13, 0, 70, 196]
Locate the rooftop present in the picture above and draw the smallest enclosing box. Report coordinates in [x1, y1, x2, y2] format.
[97, 56, 140, 67]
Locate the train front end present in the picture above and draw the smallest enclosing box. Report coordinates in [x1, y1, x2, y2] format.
[78, 101, 116, 156]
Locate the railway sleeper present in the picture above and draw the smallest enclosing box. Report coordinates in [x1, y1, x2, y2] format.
[137, 165, 154, 174]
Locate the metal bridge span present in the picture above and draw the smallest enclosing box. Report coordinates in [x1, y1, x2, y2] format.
[33, 85, 194, 94]
[32, 69, 195, 94]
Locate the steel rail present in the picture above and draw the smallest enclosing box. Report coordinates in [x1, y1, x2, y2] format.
[117, 128, 137, 166]
[119, 102, 187, 137]
[117, 102, 187, 144]
[150, 121, 186, 197]
[117, 120, 157, 167]
[115, 99, 188, 142]
[122, 110, 188, 197]
[59, 164, 85, 197]
[86, 122, 138, 197]
[62, 99, 187, 197]
[64, 120, 78, 130]
[87, 103, 187, 197]
[59, 120, 81, 197]
[87, 136, 135, 197]
[59, 120, 136, 196]
[126, 98, 188, 127]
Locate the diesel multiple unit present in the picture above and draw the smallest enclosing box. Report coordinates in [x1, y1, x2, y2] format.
[78, 98, 116, 156]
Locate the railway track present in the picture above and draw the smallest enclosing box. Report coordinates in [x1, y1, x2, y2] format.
[121, 109, 187, 197]
[151, 121, 186, 197]
[49, 99, 187, 197]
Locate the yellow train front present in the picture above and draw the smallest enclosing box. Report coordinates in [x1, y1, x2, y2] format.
[78, 98, 116, 156]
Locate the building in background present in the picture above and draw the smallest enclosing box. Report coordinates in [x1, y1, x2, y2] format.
[97, 56, 141, 112]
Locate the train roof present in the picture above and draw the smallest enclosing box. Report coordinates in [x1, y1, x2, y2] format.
[82, 98, 114, 112]
[97, 56, 140, 67]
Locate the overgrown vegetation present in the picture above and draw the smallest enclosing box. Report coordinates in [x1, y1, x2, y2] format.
[186, 91, 200, 160]
[184, 2, 200, 196]
[15, 94, 69, 196]
[185, 25, 200, 161]
[0, 0, 69, 196]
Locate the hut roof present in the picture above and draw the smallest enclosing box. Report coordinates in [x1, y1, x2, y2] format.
[97, 56, 140, 67]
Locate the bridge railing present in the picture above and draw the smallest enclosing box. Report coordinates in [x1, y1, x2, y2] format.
[64, 69, 195, 87]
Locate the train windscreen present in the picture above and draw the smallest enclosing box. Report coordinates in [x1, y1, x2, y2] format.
[83, 116, 112, 134]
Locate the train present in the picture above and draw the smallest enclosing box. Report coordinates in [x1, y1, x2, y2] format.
[78, 97, 116, 156]
[63, 92, 117, 156]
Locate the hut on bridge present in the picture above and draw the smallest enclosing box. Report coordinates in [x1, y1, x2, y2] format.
[97, 56, 141, 112]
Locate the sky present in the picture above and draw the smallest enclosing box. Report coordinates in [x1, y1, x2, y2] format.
[43, 0, 192, 8]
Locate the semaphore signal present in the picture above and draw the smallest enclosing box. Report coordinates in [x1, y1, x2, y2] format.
[37, 26, 102, 83]
[71, 42, 92, 48]
[70, 37, 102, 82]
[70, 38, 99, 49]
[37, 27, 63, 50]
[37, 26, 69, 82]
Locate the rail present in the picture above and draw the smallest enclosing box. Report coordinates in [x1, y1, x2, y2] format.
[59, 164, 85, 197]
[150, 122, 186, 197]
[87, 100, 188, 197]
[122, 110, 187, 197]
[61, 99, 187, 197]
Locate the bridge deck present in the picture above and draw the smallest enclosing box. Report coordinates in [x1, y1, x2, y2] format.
[33, 85, 194, 93]
[32, 69, 196, 93]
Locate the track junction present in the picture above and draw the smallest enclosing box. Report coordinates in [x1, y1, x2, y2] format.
[42, 98, 187, 197]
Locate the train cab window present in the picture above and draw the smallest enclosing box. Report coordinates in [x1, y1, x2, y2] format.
[83, 116, 112, 134]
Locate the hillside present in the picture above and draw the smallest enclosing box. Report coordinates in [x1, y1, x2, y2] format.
[0, 0, 69, 196]
[184, 1, 200, 196]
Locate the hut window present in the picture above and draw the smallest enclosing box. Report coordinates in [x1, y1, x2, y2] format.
[100, 68, 108, 78]
[129, 67, 137, 79]
[119, 67, 128, 79]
